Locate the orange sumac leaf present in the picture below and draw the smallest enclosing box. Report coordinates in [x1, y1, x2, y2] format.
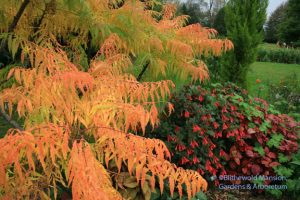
[169, 177, 175, 198]
[6, 68, 15, 80]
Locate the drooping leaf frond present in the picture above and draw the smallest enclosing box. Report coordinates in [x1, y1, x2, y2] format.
[1, 0, 232, 83]
[0, 46, 207, 199]
[0, 124, 70, 199]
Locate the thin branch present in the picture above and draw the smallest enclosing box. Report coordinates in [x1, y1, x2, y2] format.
[0, 0, 31, 65]
[8, 0, 31, 32]
[0, 109, 24, 131]
[137, 61, 150, 81]
[31, 0, 56, 38]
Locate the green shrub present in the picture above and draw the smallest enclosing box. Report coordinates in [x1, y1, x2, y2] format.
[147, 82, 299, 198]
[257, 47, 300, 64]
[222, 0, 267, 86]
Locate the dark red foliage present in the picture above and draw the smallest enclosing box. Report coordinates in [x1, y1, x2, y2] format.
[149, 83, 299, 186]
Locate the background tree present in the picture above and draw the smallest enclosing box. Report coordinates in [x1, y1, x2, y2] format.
[207, 0, 227, 27]
[221, 0, 268, 86]
[265, 3, 287, 43]
[213, 6, 226, 36]
[175, 0, 227, 27]
[278, 0, 300, 47]
[177, 0, 208, 25]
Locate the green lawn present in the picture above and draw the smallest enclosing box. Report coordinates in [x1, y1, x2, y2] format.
[247, 62, 300, 98]
[258, 43, 280, 50]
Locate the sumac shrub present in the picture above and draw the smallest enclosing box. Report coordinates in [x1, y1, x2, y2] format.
[148, 83, 299, 188]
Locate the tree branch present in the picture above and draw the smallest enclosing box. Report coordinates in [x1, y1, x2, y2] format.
[137, 61, 150, 81]
[0, 109, 23, 131]
[8, 0, 31, 33]
[0, 0, 31, 67]
[32, 0, 56, 36]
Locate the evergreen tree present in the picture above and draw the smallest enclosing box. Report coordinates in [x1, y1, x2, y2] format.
[265, 3, 287, 43]
[213, 7, 226, 36]
[222, 0, 268, 86]
[278, 0, 300, 47]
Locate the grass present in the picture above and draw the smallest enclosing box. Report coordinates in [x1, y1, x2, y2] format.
[246, 62, 300, 98]
[259, 43, 280, 50]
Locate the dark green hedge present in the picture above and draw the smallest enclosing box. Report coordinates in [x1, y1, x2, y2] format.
[257, 48, 300, 64]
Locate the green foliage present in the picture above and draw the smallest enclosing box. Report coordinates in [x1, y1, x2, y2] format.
[253, 143, 265, 156]
[222, 0, 268, 86]
[267, 134, 284, 148]
[288, 150, 300, 197]
[213, 7, 226, 36]
[273, 149, 300, 199]
[265, 3, 287, 43]
[191, 191, 207, 200]
[278, 0, 300, 47]
[274, 166, 294, 178]
[201, 56, 223, 83]
[257, 46, 300, 64]
[266, 73, 300, 121]
[278, 153, 289, 163]
[150, 180, 207, 200]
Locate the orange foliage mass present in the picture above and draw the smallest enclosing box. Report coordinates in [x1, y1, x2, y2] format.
[0, 44, 207, 199]
[0, 0, 233, 199]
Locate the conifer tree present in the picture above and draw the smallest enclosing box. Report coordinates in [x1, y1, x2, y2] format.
[265, 3, 287, 43]
[213, 7, 226, 36]
[221, 0, 267, 86]
[278, 0, 300, 47]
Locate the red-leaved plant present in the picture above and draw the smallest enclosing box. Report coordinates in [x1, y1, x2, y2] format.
[148, 83, 299, 187]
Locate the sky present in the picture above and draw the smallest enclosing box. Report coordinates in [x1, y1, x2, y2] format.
[179, 0, 288, 18]
[267, 0, 287, 17]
